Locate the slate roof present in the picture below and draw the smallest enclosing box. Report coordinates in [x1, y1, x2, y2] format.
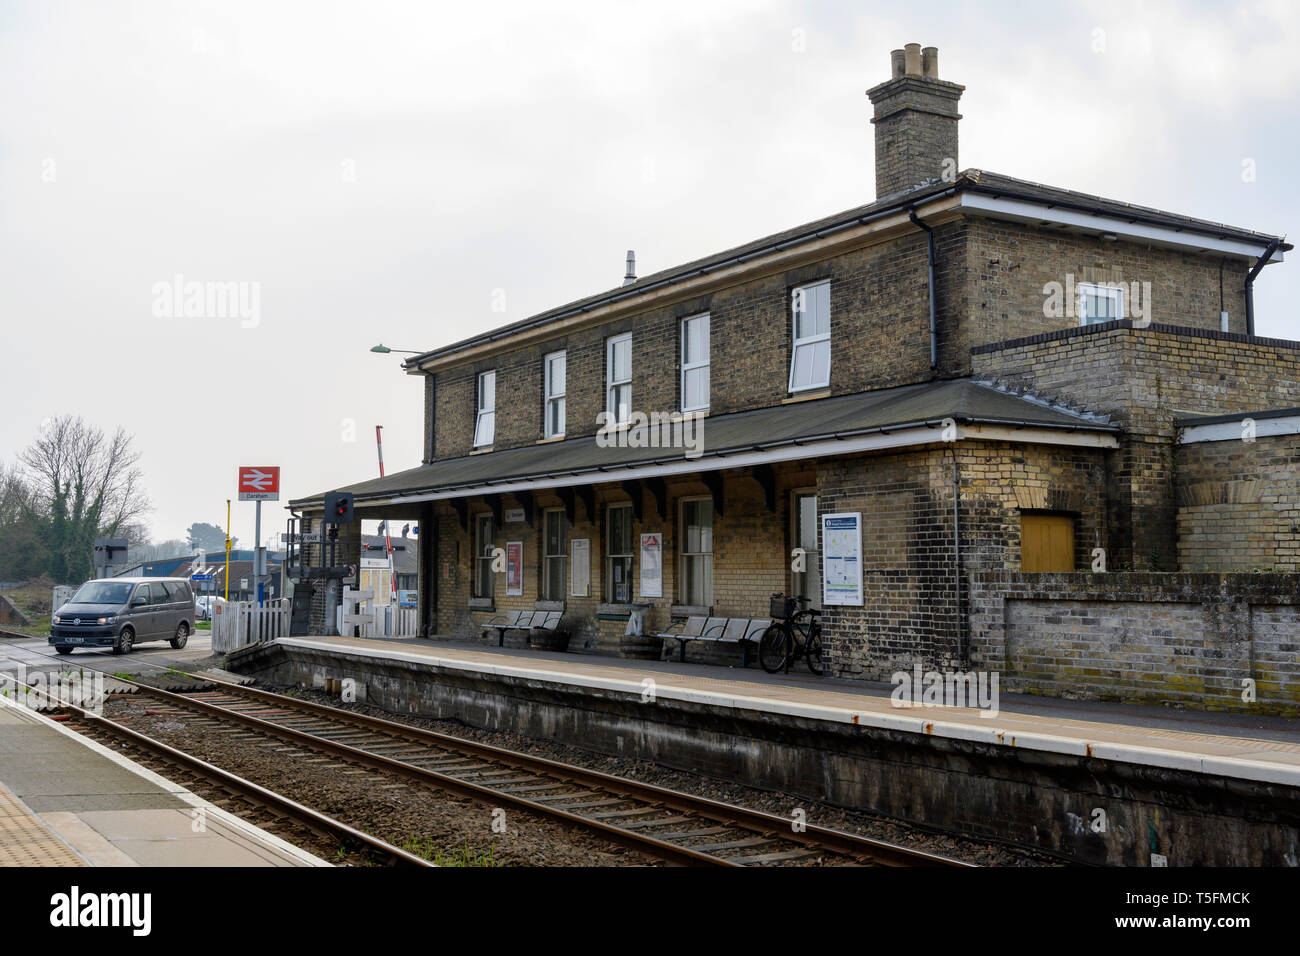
[290, 378, 1117, 509]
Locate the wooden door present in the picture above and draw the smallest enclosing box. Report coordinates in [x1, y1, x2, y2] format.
[1021, 514, 1075, 572]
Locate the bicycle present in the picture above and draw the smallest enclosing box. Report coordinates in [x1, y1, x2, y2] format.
[759, 593, 823, 675]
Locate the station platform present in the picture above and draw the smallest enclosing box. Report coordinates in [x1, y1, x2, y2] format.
[276, 634, 1300, 787]
[0, 696, 326, 867]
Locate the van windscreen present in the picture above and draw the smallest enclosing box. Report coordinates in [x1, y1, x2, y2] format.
[69, 581, 135, 605]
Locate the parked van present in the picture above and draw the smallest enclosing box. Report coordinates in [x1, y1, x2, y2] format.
[49, 577, 194, 655]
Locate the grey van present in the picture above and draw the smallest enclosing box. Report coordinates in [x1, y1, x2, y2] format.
[49, 577, 194, 655]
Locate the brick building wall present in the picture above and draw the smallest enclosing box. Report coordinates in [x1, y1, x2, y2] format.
[431, 238, 935, 460]
[969, 571, 1300, 715]
[936, 221, 1252, 377]
[814, 439, 1106, 680]
[971, 322, 1300, 568]
[1176, 433, 1300, 571]
[433, 462, 815, 663]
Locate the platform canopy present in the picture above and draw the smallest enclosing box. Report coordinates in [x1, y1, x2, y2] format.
[290, 377, 1119, 512]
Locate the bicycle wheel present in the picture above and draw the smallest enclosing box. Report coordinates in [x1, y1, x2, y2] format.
[805, 624, 824, 675]
[758, 623, 792, 674]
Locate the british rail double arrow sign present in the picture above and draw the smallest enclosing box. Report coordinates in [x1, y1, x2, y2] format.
[238, 466, 281, 501]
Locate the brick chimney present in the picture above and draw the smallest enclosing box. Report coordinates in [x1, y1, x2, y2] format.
[866, 44, 965, 198]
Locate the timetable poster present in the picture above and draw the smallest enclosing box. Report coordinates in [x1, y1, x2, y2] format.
[821, 512, 863, 606]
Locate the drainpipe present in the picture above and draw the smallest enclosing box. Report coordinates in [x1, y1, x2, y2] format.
[951, 451, 964, 665]
[1245, 238, 1281, 337]
[908, 207, 938, 371]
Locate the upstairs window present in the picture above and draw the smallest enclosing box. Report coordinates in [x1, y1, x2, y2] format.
[607, 333, 632, 426]
[1078, 283, 1125, 326]
[474, 371, 496, 447]
[544, 351, 566, 438]
[789, 281, 831, 392]
[680, 313, 710, 412]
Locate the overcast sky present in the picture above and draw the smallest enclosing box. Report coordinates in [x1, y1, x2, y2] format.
[2, 0, 1297, 551]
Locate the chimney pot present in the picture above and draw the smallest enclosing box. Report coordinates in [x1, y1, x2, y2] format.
[623, 250, 636, 286]
[922, 46, 939, 78]
[903, 43, 922, 76]
[890, 48, 906, 77]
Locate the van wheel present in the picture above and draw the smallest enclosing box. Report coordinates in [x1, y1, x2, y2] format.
[113, 627, 134, 655]
[55, 646, 74, 656]
[170, 622, 189, 649]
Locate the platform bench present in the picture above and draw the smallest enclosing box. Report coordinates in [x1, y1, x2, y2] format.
[482, 609, 536, 647]
[659, 615, 772, 667]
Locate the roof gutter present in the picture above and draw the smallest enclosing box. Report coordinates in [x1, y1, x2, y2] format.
[1245, 237, 1283, 337]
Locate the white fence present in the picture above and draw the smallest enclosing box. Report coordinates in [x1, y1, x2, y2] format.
[212, 599, 291, 652]
[336, 588, 419, 638]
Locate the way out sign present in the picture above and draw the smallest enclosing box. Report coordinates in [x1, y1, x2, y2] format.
[238, 466, 280, 501]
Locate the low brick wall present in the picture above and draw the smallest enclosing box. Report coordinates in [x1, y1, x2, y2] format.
[969, 572, 1300, 715]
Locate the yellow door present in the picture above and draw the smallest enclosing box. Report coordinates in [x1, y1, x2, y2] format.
[1021, 514, 1075, 572]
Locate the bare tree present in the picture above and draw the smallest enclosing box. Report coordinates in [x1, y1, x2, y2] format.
[19, 416, 151, 581]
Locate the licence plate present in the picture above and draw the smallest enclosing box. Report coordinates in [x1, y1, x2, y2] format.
[64, 637, 83, 645]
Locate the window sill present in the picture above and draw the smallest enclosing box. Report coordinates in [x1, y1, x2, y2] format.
[534, 599, 565, 611]
[470, 446, 494, 455]
[783, 389, 830, 404]
[468, 598, 494, 611]
[536, 435, 566, 444]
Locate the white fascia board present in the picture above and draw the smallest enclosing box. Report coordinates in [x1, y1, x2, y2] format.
[370, 424, 1118, 508]
[960, 193, 1284, 262]
[1179, 415, 1300, 444]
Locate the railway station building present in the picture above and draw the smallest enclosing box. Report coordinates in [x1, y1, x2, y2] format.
[292, 45, 1300, 711]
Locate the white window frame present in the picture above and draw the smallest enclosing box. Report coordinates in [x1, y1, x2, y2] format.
[474, 370, 496, 447]
[544, 350, 566, 439]
[788, 281, 831, 393]
[605, 503, 634, 604]
[680, 313, 710, 413]
[473, 513, 494, 599]
[606, 333, 633, 426]
[542, 508, 568, 601]
[678, 496, 714, 607]
[1077, 282, 1126, 326]
[791, 489, 821, 611]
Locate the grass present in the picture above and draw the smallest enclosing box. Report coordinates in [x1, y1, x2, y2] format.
[399, 836, 501, 866]
[194, 620, 212, 630]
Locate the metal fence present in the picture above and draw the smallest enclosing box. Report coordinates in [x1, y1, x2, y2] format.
[336, 589, 420, 639]
[212, 599, 291, 652]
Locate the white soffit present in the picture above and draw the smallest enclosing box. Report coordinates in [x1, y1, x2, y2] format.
[1179, 415, 1300, 444]
[960, 193, 1285, 262]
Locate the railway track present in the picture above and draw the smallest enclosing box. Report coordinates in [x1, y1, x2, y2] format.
[13, 678, 432, 868]
[76, 668, 972, 868]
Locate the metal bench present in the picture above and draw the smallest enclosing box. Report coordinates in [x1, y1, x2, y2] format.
[482, 609, 535, 647]
[660, 615, 771, 667]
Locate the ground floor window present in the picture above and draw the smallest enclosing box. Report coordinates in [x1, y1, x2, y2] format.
[542, 508, 568, 600]
[679, 498, 713, 606]
[1020, 512, 1075, 572]
[606, 504, 634, 603]
[473, 514, 494, 599]
[792, 491, 821, 609]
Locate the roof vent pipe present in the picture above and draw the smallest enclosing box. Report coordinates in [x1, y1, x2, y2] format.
[623, 250, 637, 286]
